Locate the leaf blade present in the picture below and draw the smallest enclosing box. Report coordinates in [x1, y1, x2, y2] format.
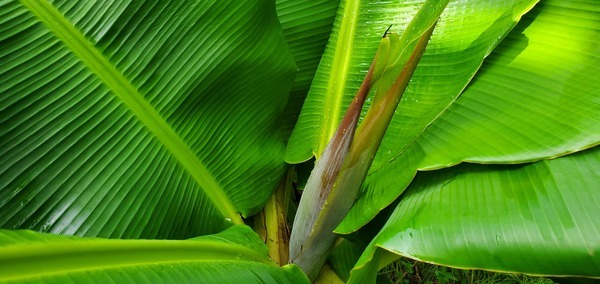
[350, 146, 600, 280]
[19, 0, 242, 225]
[415, 0, 600, 168]
[276, 0, 340, 140]
[0, 226, 309, 283]
[338, 0, 600, 233]
[285, 0, 366, 163]
[0, 0, 296, 238]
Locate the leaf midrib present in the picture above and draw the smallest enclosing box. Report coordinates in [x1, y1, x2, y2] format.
[319, 0, 361, 154]
[20, 0, 242, 224]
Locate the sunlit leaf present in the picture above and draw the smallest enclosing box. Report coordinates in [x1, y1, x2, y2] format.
[338, 0, 600, 233]
[0, 226, 309, 283]
[350, 146, 600, 282]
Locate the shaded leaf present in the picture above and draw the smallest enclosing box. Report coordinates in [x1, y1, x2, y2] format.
[328, 239, 366, 282]
[0, 1, 296, 238]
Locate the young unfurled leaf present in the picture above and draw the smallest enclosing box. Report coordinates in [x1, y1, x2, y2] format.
[289, 0, 449, 280]
[288, 38, 377, 280]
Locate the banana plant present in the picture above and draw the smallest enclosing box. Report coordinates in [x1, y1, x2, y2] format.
[0, 0, 306, 281]
[286, 0, 599, 281]
[0, 0, 598, 283]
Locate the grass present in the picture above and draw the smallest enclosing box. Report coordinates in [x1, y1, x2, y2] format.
[379, 258, 555, 284]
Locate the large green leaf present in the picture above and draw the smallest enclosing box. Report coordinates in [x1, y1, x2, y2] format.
[337, 0, 600, 233]
[285, 0, 538, 164]
[276, 0, 339, 140]
[0, 1, 296, 238]
[415, 0, 600, 168]
[0, 225, 309, 283]
[350, 146, 600, 282]
[282, 0, 545, 232]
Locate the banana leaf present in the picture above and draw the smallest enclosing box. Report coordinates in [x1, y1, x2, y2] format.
[283, 0, 600, 234]
[0, 1, 296, 238]
[276, 0, 339, 140]
[0, 225, 309, 283]
[349, 146, 600, 282]
[339, 0, 600, 233]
